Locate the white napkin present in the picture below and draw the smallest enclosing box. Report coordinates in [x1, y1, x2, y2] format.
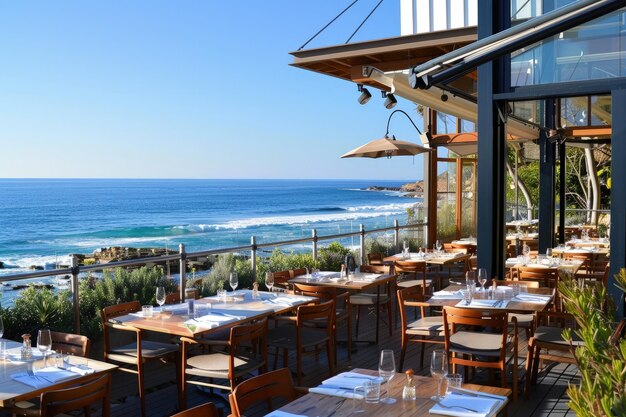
[429, 393, 501, 417]
[309, 386, 361, 399]
[514, 294, 551, 303]
[68, 364, 95, 376]
[12, 367, 75, 388]
[184, 313, 237, 328]
[432, 290, 463, 299]
[264, 411, 307, 417]
[321, 372, 384, 390]
[263, 297, 309, 307]
[457, 299, 510, 309]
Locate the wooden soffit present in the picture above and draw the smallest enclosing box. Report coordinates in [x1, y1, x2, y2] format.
[289, 27, 477, 90]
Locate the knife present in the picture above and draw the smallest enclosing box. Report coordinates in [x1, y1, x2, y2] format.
[448, 386, 507, 401]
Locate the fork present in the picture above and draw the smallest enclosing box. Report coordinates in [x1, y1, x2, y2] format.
[436, 401, 481, 413]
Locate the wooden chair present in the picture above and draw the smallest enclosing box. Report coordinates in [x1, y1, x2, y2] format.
[290, 268, 308, 278]
[349, 264, 394, 343]
[39, 374, 111, 417]
[525, 311, 583, 397]
[397, 286, 444, 371]
[491, 279, 542, 338]
[179, 318, 268, 410]
[367, 252, 384, 265]
[229, 368, 307, 417]
[393, 260, 431, 293]
[50, 331, 90, 357]
[292, 283, 352, 360]
[165, 292, 181, 304]
[562, 252, 595, 278]
[515, 266, 558, 288]
[443, 306, 519, 400]
[272, 270, 292, 290]
[267, 300, 335, 385]
[101, 301, 180, 417]
[170, 402, 219, 417]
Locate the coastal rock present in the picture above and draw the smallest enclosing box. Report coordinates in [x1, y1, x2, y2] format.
[29, 265, 44, 271]
[0, 261, 3, 269]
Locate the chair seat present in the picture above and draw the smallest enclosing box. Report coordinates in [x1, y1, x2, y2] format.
[397, 279, 432, 289]
[109, 340, 178, 364]
[349, 294, 390, 305]
[449, 331, 507, 356]
[267, 324, 329, 349]
[509, 313, 534, 327]
[406, 316, 445, 337]
[534, 326, 584, 346]
[185, 352, 263, 379]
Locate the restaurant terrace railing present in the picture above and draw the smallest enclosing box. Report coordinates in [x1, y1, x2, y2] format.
[0, 220, 427, 333]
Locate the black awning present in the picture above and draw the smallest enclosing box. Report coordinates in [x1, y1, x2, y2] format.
[408, 0, 625, 90]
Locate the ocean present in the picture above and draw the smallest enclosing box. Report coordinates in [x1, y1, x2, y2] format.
[0, 179, 421, 295]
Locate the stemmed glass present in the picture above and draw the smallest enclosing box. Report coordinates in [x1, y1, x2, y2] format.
[0, 315, 4, 339]
[229, 272, 239, 295]
[265, 271, 274, 295]
[430, 349, 448, 401]
[155, 287, 166, 308]
[477, 268, 488, 292]
[378, 349, 397, 404]
[37, 329, 52, 362]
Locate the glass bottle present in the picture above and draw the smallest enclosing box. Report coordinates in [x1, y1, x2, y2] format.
[402, 369, 416, 401]
[21, 333, 33, 360]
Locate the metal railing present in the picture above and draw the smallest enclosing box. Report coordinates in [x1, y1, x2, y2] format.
[0, 220, 428, 333]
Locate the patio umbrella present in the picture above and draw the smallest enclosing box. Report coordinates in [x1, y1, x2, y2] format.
[341, 136, 432, 159]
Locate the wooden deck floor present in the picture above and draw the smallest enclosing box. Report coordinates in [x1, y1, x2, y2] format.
[97, 306, 578, 417]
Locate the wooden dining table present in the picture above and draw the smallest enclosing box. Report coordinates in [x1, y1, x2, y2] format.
[274, 368, 511, 417]
[112, 290, 317, 338]
[384, 252, 471, 289]
[427, 284, 553, 313]
[288, 272, 396, 343]
[0, 339, 117, 408]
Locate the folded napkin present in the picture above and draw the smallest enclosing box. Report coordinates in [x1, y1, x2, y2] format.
[458, 299, 510, 309]
[264, 411, 308, 417]
[12, 367, 75, 388]
[262, 296, 309, 307]
[184, 313, 237, 329]
[309, 386, 361, 399]
[432, 290, 463, 299]
[321, 372, 384, 390]
[68, 364, 95, 376]
[514, 294, 551, 303]
[429, 393, 502, 417]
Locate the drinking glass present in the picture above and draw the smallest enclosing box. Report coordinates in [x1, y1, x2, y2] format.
[522, 244, 531, 258]
[229, 272, 239, 295]
[465, 271, 476, 293]
[37, 329, 52, 362]
[435, 240, 443, 254]
[378, 349, 396, 404]
[477, 268, 487, 291]
[0, 315, 4, 338]
[155, 287, 166, 308]
[265, 271, 274, 294]
[460, 289, 472, 305]
[430, 349, 448, 401]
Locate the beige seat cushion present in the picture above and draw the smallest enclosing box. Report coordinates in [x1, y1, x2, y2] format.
[349, 294, 390, 305]
[397, 279, 432, 289]
[185, 352, 262, 379]
[407, 316, 445, 337]
[449, 331, 504, 357]
[534, 326, 583, 346]
[509, 313, 534, 327]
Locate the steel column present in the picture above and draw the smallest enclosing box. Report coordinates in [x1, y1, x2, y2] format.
[538, 99, 556, 253]
[558, 141, 566, 244]
[609, 89, 626, 318]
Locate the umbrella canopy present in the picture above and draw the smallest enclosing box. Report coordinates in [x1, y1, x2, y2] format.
[341, 136, 432, 159]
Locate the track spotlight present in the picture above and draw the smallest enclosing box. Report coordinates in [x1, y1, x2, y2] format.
[382, 91, 397, 109]
[357, 84, 371, 105]
[440, 93, 448, 102]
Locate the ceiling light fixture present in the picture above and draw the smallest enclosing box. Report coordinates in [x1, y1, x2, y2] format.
[381, 91, 397, 109]
[357, 84, 371, 105]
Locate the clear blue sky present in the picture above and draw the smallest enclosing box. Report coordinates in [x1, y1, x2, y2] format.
[0, 1, 425, 180]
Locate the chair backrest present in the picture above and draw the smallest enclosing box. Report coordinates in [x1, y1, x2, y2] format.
[229, 368, 303, 417]
[443, 306, 510, 362]
[397, 286, 428, 331]
[101, 301, 141, 356]
[50, 331, 91, 357]
[563, 252, 594, 274]
[229, 318, 268, 369]
[40, 373, 111, 417]
[296, 299, 335, 330]
[367, 253, 384, 265]
[293, 283, 338, 302]
[516, 266, 558, 287]
[491, 279, 540, 288]
[272, 270, 292, 288]
[359, 264, 391, 274]
[290, 268, 308, 277]
[165, 292, 181, 304]
[394, 260, 428, 289]
[171, 402, 219, 417]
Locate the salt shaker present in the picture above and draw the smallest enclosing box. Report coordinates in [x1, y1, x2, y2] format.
[21, 333, 33, 360]
[402, 369, 416, 401]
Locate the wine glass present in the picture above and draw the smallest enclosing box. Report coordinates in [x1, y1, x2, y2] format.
[0, 315, 4, 338]
[37, 329, 52, 362]
[430, 349, 448, 401]
[229, 272, 239, 295]
[265, 271, 274, 295]
[155, 287, 166, 309]
[378, 349, 397, 404]
[477, 268, 487, 291]
[436, 240, 442, 254]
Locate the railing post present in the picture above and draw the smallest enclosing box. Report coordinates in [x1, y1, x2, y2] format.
[359, 224, 366, 264]
[70, 255, 80, 334]
[179, 243, 186, 300]
[251, 236, 257, 281]
[394, 219, 400, 253]
[423, 216, 428, 249]
[312, 229, 318, 261]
